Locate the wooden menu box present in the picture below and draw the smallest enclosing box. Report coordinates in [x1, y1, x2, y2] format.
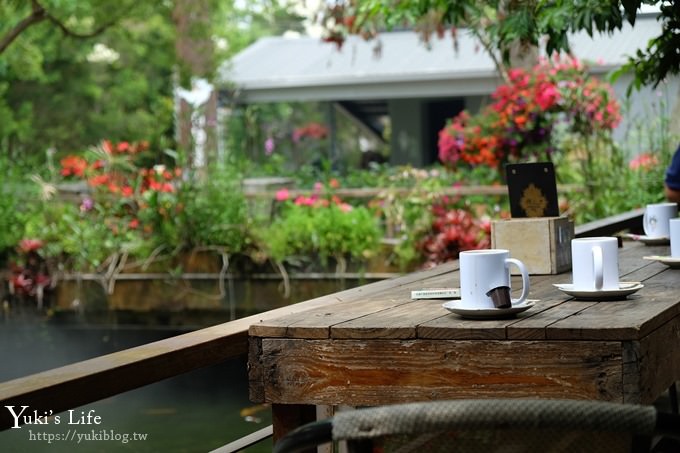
[491, 216, 573, 275]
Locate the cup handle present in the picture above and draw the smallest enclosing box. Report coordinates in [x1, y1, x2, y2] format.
[642, 209, 655, 236]
[505, 258, 529, 305]
[592, 245, 604, 290]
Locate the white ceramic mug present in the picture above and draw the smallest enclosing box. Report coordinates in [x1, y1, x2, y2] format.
[670, 218, 680, 258]
[459, 249, 529, 309]
[643, 202, 678, 238]
[571, 237, 619, 291]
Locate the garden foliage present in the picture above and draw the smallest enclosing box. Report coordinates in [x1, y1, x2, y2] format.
[438, 56, 621, 170]
[1, 56, 677, 276]
[266, 183, 382, 265]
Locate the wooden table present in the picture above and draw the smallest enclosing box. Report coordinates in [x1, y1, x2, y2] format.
[248, 240, 680, 439]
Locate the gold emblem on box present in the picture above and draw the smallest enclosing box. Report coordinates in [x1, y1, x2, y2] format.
[519, 183, 548, 217]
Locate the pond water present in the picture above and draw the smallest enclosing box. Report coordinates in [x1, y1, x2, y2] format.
[0, 275, 384, 452]
[0, 322, 272, 452]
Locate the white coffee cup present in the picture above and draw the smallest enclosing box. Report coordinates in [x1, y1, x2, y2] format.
[643, 202, 678, 238]
[459, 249, 529, 309]
[571, 237, 619, 291]
[670, 218, 680, 258]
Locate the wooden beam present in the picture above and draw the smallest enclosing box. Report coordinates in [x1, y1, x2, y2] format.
[245, 184, 583, 200]
[575, 208, 644, 237]
[209, 425, 273, 453]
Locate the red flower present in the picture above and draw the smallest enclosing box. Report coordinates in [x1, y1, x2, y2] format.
[292, 122, 329, 142]
[19, 239, 44, 253]
[121, 186, 134, 197]
[60, 155, 88, 178]
[88, 174, 110, 187]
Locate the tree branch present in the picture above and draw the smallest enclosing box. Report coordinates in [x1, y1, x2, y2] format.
[43, 9, 120, 40]
[0, 0, 127, 55]
[0, 1, 46, 54]
[471, 29, 509, 84]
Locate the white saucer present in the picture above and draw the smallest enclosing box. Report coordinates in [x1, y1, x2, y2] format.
[553, 282, 644, 300]
[625, 233, 670, 245]
[644, 255, 680, 269]
[442, 300, 535, 320]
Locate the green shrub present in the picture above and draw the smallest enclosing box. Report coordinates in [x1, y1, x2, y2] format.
[266, 202, 382, 264]
[183, 168, 249, 252]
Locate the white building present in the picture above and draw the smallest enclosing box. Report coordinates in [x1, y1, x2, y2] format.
[218, 13, 679, 166]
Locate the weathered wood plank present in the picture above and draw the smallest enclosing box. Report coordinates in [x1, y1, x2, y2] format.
[285, 295, 406, 339]
[622, 341, 642, 404]
[637, 314, 680, 404]
[271, 404, 316, 444]
[507, 299, 596, 340]
[257, 283, 423, 339]
[332, 299, 447, 339]
[248, 337, 264, 403]
[416, 316, 522, 340]
[546, 269, 680, 341]
[249, 261, 458, 338]
[257, 339, 624, 406]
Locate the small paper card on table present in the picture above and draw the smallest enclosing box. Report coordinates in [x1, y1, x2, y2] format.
[411, 288, 460, 300]
[506, 162, 559, 218]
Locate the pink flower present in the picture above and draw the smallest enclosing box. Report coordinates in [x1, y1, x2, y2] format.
[294, 195, 318, 206]
[264, 137, 275, 155]
[534, 83, 560, 110]
[275, 188, 290, 201]
[80, 198, 94, 212]
[629, 153, 659, 171]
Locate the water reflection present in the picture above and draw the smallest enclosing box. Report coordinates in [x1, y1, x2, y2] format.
[0, 276, 378, 451]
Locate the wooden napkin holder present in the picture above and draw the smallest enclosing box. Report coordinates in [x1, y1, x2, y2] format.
[491, 216, 573, 275]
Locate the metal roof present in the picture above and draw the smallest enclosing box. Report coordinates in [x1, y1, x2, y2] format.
[218, 16, 663, 103]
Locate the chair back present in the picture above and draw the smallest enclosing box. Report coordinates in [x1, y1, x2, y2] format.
[274, 399, 680, 453]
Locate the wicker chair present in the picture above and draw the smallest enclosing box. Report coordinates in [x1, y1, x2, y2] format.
[273, 399, 680, 453]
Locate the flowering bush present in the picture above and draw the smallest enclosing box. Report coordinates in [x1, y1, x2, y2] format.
[628, 152, 659, 171]
[58, 140, 186, 255]
[418, 198, 492, 268]
[267, 181, 381, 264]
[8, 239, 51, 298]
[23, 140, 249, 271]
[438, 55, 621, 170]
[292, 122, 329, 142]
